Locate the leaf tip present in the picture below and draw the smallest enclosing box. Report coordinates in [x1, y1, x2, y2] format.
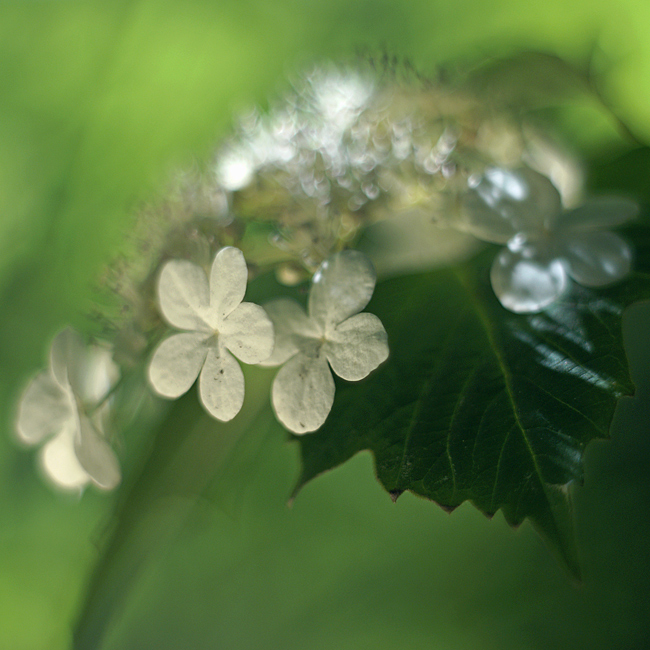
[438, 502, 458, 514]
[528, 483, 583, 582]
[288, 475, 308, 507]
[389, 489, 403, 503]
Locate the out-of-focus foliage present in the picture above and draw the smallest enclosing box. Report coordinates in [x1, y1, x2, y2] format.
[2, 1, 650, 649]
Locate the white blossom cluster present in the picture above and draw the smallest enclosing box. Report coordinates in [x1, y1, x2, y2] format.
[210, 67, 636, 313]
[16, 329, 121, 492]
[13, 65, 638, 494]
[15, 246, 390, 491]
[212, 65, 553, 277]
[147, 247, 389, 433]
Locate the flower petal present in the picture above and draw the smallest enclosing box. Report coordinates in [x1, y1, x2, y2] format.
[461, 167, 562, 243]
[73, 347, 119, 404]
[208, 247, 249, 324]
[39, 426, 90, 491]
[199, 347, 245, 421]
[271, 351, 335, 434]
[148, 332, 209, 398]
[259, 299, 318, 367]
[158, 259, 211, 331]
[15, 371, 74, 445]
[308, 250, 377, 333]
[561, 197, 638, 232]
[491, 245, 568, 313]
[74, 415, 121, 490]
[324, 313, 389, 381]
[50, 327, 86, 387]
[49, 328, 119, 402]
[220, 302, 274, 364]
[562, 230, 632, 287]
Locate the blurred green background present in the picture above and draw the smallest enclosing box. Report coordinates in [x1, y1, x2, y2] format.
[2, 1, 650, 648]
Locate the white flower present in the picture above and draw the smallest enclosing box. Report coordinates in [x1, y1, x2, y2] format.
[148, 246, 274, 421]
[15, 328, 121, 492]
[462, 167, 637, 313]
[262, 250, 389, 434]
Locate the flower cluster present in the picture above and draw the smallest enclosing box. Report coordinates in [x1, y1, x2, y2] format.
[12, 64, 639, 496]
[460, 167, 637, 313]
[101, 66, 593, 372]
[148, 247, 389, 433]
[16, 329, 121, 492]
[16, 246, 389, 493]
[211, 66, 560, 279]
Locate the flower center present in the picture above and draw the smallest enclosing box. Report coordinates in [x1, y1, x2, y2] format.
[206, 330, 221, 348]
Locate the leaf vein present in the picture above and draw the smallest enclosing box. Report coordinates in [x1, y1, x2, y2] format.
[519, 375, 607, 437]
[491, 422, 515, 511]
[455, 270, 548, 500]
[394, 309, 465, 489]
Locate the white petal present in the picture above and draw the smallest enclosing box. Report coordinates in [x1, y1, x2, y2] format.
[72, 346, 119, 404]
[199, 347, 245, 421]
[324, 313, 389, 381]
[309, 250, 377, 333]
[271, 351, 335, 434]
[462, 167, 562, 242]
[148, 332, 209, 398]
[220, 302, 274, 364]
[562, 231, 632, 287]
[50, 327, 86, 387]
[158, 259, 211, 331]
[208, 247, 249, 324]
[39, 426, 90, 491]
[15, 371, 74, 445]
[49, 328, 119, 402]
[74, 415, 121, 490]
[491, 246, 568, 313]
[561, 197, 638, 232]
[259, 299, 318, 367]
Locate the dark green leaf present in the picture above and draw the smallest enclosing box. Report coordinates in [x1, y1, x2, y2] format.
[588, 146, 650, 201]
[293, 217, 650, 578]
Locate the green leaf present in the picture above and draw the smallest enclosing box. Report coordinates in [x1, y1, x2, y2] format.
[293, 217, 650, 579]
[588, 146, 650, 202]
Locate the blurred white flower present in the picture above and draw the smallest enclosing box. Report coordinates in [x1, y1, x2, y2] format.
[462, 167, 637, 313]
[15, 328, 121, 492]
[148, 246, 274, 421]
[263, 250, 389, 434]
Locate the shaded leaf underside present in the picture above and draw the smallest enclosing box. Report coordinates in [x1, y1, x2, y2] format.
[294, 219, 650, 577]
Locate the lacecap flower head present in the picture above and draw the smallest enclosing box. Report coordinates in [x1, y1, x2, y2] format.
[262, 250, 389, 434]
[15, 328, 121, 492]
[461, 167, 637, 313]
[148, 246, 274, 421]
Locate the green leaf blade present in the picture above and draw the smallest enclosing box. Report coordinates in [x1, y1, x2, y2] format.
[295, 222, 650, 578]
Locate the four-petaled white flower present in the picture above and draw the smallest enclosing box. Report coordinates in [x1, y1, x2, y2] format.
[262, 250, 389, 434]
[15, 328, 121, 492]
[462, 167, 637, 313]
[148, 246, 274, 421]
